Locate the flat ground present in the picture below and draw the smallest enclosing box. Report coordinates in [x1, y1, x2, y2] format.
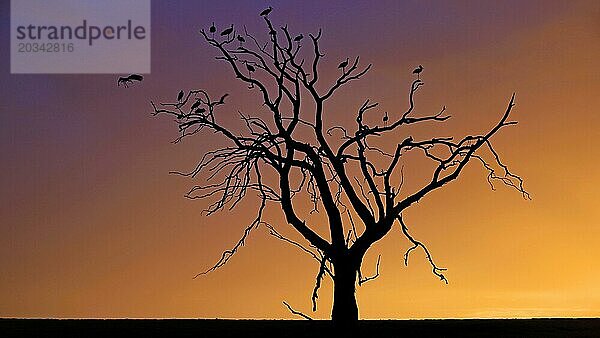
[1, 318, 599, 337]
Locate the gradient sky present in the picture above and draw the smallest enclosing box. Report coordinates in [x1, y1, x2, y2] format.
[1, 0, 599, 319]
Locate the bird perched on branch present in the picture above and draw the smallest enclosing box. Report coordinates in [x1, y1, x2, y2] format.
[221, 24, 234, 39]
[177, 90, 184, 102]
[383, 112, 389, 127]
[260, 6, 272, 17]
[246, 63, 256, 89]
[209, 22, 216, 38]
[294, 34, 303, 42]
[413, 65, 423, 79]
[190, 99, 202, 111]
[338, 58, 349, 72]
[237, 35, 245, 47]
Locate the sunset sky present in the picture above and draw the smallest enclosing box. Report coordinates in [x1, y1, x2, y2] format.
[1, 0, 599, 319]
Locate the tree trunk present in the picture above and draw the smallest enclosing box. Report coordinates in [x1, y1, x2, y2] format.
[331, 261, 359, 323]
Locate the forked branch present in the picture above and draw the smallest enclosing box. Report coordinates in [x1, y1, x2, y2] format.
[398, 215, 448, 284]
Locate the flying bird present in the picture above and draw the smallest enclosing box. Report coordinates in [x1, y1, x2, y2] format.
[260, 6, 272, 16]
[294, 34, 303, 42]
[221, 24, 234, 39]
[413, 65, 423, 79]
[177, 90, 184, 102]
[117, 74, 143, 88]
[338, 58, 349, 72]
[127, 74, 143, 81]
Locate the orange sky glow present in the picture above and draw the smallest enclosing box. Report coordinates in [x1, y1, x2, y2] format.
[0, 0, 598, 319]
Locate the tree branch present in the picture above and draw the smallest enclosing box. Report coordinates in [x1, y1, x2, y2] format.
[283, 301, 313, 320]
[358, 255, 381, 286]
[398, 215, 448, 284]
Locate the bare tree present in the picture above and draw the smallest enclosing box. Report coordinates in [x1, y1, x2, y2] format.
[151, 13, 529, 323]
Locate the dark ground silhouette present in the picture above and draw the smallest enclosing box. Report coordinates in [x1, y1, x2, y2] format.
[2, 319, 599, 337]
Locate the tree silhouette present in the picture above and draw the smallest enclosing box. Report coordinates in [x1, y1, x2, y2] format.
[151, 13, 529, 323]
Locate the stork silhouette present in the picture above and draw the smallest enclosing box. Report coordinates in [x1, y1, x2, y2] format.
[209, 22, 216, 38]
[413, 65, 423, 79]
[190, 98, 202, 111]
[221, 24, 234, 39]
[246, 63, 256, 89]
[338, 58, 349, 72]
[237, 35, 245, 47]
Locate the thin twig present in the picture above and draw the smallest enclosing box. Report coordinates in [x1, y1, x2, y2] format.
[283, 301, 313, 320]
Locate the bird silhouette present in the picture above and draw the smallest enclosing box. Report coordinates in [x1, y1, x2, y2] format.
[221, 24, 234, 39]
[246, 63, 256, 88]
[413, 65, 423, 79]
[117, 74, 143, 88]
[260, 6, 272, 16]
[383, 111, 389, 126]
[190, 99, 202, 111]
[177, 90, 184, 102]
[127, 74, 143, 81]
[209, 22, 216, 38]
[237, 35, 245, 47]
[338, 58, 349, 72]
[294, 34, 303, 42]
